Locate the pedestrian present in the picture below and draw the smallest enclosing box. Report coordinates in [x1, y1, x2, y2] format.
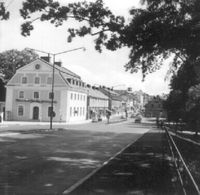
[106, 111, 111, 124]
[125, 109, 128, 120]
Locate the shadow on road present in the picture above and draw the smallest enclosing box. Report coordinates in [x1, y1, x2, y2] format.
[69, 129, 179, 195]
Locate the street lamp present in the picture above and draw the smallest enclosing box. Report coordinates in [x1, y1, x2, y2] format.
[27, 47, 86, 129]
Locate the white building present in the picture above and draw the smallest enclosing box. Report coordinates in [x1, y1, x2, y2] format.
[5, 58, 87, 122]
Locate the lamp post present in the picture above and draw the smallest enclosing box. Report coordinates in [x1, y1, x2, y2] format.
[27, 47, 86, 129]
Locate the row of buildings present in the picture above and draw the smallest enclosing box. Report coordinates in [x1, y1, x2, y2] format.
[3, 57, 166, 122]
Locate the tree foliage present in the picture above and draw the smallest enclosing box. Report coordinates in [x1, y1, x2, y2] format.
[0, 2, 9, 20]
[14, 0, 200, 77]
[163, 90, 185, 122]
[0, 49, 38, 81]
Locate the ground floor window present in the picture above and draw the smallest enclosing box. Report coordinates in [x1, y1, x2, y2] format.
[80, 107, 82, 116]
[70, 107, 72, 116]
[48, 107, 51, 117]
[18, 106, 24, 116]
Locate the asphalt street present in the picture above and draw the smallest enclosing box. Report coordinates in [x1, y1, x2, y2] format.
[0, 118, 153, 195]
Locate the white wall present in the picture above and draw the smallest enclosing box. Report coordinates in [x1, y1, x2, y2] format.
[66, 91, 87, 122]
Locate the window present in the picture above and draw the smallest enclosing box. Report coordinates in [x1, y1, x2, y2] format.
[35, 64, 40, 70]
[19, 91, 24, 99]
[77, 107, 79, 116]
[35, 77, 40, 84]
[18, 106, 24, 116]
[71, 93, 73, 100]
[22, 77, 27, 84]
[76, 81, 78, 85]
[47, 77, 52, 84]
[48, 107, 52, 117]
[78, 94, 79, 100]
[49, 92, 54, 99]
[83, 107, 85, 115]
[74, 93, 76, 100]
[74, 107, 76, 116]
[70, 107, 72, 116]
[67, 78, 71, 84]
[80, 107, 82, 116]
[34, 92, 39, 99]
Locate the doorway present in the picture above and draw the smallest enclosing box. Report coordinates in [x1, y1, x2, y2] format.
[33, 106, 39, 120]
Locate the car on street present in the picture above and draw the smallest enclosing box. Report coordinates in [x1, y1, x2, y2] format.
[135, 116, 142, 123]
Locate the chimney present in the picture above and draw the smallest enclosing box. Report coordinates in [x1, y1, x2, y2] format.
[127, 87, 132, 92]
[41, 56, 50, 62]
[55, 61, 62, 67]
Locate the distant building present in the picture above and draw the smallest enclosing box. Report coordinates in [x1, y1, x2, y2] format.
[144, 96, 166, 118]
[5, 58, 87, 122]
[86, 85, 109, 120]
[99, 87, 123, 114]
[114, 89, 135, 112]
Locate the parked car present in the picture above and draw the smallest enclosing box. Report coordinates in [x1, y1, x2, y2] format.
[135, 116, 142, 123]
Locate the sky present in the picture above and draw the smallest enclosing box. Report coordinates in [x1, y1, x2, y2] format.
[0, 0, 171, 95]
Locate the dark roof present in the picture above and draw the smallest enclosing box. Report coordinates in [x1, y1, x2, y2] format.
[87, 87, 109, 99]
[39, 58, 81, 79]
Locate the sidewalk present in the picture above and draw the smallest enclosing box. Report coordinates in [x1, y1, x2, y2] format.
[0, 115, 128, 131]
[66, 127, 179, 195]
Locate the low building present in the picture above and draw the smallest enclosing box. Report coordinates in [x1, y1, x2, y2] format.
[5, 58, 87, 122]
[114, 89, 135, 111]
[86, 85, 109, 120]
[99, 87, 123, 114]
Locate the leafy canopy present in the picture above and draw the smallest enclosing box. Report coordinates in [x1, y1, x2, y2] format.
[0, 49, 38, 80]
[3, 0, 200, 77]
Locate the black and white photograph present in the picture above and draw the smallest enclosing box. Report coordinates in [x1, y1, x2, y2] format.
[0, 0, 200, 194]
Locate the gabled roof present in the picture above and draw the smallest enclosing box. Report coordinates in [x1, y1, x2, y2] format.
[55, 65, 81, 79]
[99, 88, 123, 101]
[87, 87, 108, 99]
[38, 58, 81, 79]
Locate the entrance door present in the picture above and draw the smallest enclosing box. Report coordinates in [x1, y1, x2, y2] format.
[33, 106, 39, 120]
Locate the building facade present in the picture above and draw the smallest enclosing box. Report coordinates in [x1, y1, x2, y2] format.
[5, 58, 87, 122]
[99, 87, 123, 114]
[87, 86, 109, 120]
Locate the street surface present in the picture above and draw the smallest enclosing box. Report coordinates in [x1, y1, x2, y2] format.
[0, 119, 151, 195]
[69, 127, 177, 195]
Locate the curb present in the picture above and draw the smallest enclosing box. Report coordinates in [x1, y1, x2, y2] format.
[62, 128, 150, 194]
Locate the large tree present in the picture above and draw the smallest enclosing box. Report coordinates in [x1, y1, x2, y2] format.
[0, 49, 38, 100]
[2, 0, 200, 77]
[15, 0, 200, 78]
[0, 49, 38, 81]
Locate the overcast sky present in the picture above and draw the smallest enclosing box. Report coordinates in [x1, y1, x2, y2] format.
[0, 0, 171, 95]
